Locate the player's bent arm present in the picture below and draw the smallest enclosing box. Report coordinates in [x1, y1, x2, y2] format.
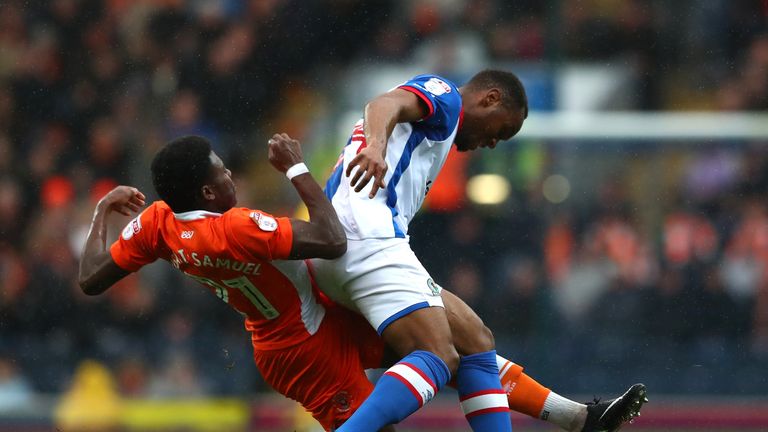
[348, 89, 430, 197]
[287, 172, 347, 260]
[267, 133, 347, 259]
[78, 186, 144, 295]
[79, 253, 131, 296]
[363, 88, 430, 152]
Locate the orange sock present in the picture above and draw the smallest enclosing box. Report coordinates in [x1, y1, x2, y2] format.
[498, 359, 551, 419]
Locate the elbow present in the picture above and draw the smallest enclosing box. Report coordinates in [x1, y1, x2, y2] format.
[78, 277, 104, 296]
[326, 236, 347, 259]
[317, 234, 346, 259]
[323, 223, 347, 259]
[79, 281, 97, 296]
[333, 238, 348, 257]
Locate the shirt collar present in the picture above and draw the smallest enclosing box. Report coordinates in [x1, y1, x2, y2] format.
[173, 210, 222, 221]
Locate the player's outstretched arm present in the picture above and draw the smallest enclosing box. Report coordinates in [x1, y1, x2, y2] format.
[78, 186, 145, 295]
[268, 133, 346, 260]
[347, 88, 430, 198]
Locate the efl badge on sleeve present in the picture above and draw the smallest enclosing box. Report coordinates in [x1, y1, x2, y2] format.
[250, 211, 278, 232]
[122, 216, 142, 240]
[424, 78, 451, 96]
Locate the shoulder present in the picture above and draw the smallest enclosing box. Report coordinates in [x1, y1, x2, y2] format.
[142, 201, 169, 221]
[400, 75, 461, 138]
[120, 201, 164, 242]
[220, 207, 293, 259]
[399, 74, 460, 103]
[405, 74, 459, 94]
[223, 207, 282, 233]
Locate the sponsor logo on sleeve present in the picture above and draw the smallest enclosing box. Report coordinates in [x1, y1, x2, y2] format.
[122, 216, 142, 240]
[424, 78, 451, 96]
[250, 211, 278, 232]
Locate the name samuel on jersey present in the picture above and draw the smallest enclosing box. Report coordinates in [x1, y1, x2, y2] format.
[172, 249, 261, 276]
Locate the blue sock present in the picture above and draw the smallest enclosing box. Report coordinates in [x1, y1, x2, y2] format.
[457, 350, 512, 431]
[337, 350, 450, 431]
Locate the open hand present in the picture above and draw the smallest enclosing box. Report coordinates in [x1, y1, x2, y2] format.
[346, 146, 387, 199]
[98, 186, 146, 216]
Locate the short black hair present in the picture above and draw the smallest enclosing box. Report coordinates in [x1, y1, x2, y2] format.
[151, 135, 213, 212]
[465, 69, 529, 118]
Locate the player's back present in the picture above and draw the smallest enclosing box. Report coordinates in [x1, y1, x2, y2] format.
[111, 201, 325, 350]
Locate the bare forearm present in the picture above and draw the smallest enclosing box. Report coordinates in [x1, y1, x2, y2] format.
[364, 90, 430, 152]
[79, 203, 115, 294]
[79, 186, 142, 294]
[364, 97, 401, 153]
[291, 173, 345, 244]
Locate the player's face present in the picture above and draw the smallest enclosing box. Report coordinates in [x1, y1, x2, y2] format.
[208, 151, 237, 211]
[454, 105, 525, 152]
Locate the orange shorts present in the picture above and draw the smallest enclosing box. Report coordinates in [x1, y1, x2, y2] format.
[252, 306, 384, 430]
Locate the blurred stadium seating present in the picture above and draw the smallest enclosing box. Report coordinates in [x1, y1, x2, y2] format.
[1, 0, 768, 430]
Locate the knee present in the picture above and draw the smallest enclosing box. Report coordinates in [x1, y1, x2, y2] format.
[478, 323, 495, 351]
[435, 345, 460, 375]
[411, 339, 460, 374]
[456, 318, 496, 355]
[460, 323, 496, 355]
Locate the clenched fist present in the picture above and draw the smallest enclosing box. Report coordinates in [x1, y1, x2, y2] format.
[268, 133, 304, 173]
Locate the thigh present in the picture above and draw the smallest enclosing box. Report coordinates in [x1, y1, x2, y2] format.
[346, 238, 446, 334]
[335, 305, 387, 369]
[380, 304, 457, 363]
[441, 288, 495, 355]
[252, 311, 376, 430]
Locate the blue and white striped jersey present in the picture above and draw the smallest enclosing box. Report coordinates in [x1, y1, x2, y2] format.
[325, 74, 463, 239]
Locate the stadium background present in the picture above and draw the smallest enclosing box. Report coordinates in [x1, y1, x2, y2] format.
[1, 0, 768, 430]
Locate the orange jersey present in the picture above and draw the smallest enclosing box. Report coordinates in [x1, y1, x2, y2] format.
[110, 201, 326, 350]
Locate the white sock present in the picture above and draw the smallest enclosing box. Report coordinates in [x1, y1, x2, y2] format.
[540, 391, 587, 432]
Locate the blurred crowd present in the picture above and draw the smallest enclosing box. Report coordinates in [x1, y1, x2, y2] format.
[1, 0, 768, 406]
[411, 144, 768, 394]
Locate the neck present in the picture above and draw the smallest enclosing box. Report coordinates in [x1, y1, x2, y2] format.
[184, 198, 222, 214]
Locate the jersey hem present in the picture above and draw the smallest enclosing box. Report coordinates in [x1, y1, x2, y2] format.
[377, 301, 430, 335]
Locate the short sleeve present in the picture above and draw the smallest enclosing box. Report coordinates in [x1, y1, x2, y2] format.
[225, 208, 294, 261]
[398, 74, 463, 140]
[110, 205, 160, 272]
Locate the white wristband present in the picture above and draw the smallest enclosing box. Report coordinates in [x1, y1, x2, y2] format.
[286, 162, 309, 180]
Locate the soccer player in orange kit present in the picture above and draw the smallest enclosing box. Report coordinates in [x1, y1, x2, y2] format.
[79, 133, 387, 430]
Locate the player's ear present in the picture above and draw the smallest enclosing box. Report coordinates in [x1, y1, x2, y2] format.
[481, 88, 502, 107]
[201, 184, 216, 202]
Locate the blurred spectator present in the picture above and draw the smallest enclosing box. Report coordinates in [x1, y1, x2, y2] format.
[447, 261, 482, 310]
[0, 357, 33, 411]
[484, 256, 551, 340]
[0, 177, 24, 245]
[543, 211, 575, 283]
[87, 118, 129, 182]
[165, 89, 219, 145]
[721, 197, 768, 302]
[663, 207, 719, 267]
[683, 148, 742, 204]
[643, 267, 696, 344]
[148, 353, 208, 399]
[115, 357, 150, 397]
[722, 196, 768, 356]
[695, 265, 743, 341]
